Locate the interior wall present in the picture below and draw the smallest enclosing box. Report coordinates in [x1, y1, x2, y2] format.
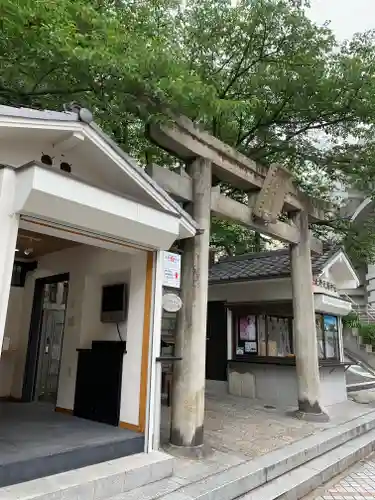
[1, 244, 147, 428]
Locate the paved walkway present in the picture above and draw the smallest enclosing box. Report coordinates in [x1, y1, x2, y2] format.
[160, 387, 375, 484]
[305, 454, 375, 499]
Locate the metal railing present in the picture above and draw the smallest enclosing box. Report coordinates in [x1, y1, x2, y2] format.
[341, 291, 375, 323]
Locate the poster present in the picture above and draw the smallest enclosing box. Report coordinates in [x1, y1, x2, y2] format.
[236, 346, 244, 355]
[239, 315, 256, 341]
[245, 341, 257, 353]
[162, 251, 181, 288]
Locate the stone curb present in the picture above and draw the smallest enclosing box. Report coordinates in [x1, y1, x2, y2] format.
[239, 428, 375, 500]
[0, 451, 174, 500]
[158, 410, 375, 500]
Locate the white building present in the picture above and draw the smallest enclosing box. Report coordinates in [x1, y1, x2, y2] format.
[0, 105, 196, 486]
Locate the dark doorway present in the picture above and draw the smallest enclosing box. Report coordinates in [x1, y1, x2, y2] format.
[206, 301, 228, 381]
[22, 273, 69, 403]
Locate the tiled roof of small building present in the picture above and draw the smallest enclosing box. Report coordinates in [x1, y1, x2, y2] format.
[209, 247, 338, 284]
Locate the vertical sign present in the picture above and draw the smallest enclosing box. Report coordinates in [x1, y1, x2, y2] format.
[162, 251, 181, 289]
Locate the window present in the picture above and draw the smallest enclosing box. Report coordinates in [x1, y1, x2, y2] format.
[233, 310, 340, 361]
[267, 316, 293, 357]
[48, 283, 58, 303]
[316, 314, 339, 360]
[11, 263, 23, 287]
[233, 312, 293, 358]
[62, 282, 69, 305]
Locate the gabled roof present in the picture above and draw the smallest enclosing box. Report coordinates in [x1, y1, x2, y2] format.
[209, 247, 345, 284]
[0, 105, 199, 238]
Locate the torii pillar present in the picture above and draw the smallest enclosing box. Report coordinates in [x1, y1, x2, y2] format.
[170, 158, 212, 449]
[290, 211, 329, 422]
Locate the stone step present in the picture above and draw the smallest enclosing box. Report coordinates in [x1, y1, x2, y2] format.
[239, 429, 375, 500]
[119, 410, 375, 500]
[108, 476, 186, 500]
[0, 451, 174, 500]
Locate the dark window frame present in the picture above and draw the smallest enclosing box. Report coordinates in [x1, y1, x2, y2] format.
[232, 310, 294, 360]
[232, 308, 339, 361]
[11, 260, 37, 287]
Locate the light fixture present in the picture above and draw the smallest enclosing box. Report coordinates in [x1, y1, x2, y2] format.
[60, 162, 72, 173]
[41, 153, 53, 166]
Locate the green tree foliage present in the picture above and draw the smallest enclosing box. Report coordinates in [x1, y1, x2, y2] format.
[2, 0, 375, 258]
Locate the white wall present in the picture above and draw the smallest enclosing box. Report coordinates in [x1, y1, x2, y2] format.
[0, 139, 107, 189]
[227, 363, 347, 407]
[0, 287, 24, 396]
[209, 279, 292, 303]
[1, 244, 148, 428]
[367, 264, 375, 308]
[209, 279, 341, 304]
[0, 169, 19, 355]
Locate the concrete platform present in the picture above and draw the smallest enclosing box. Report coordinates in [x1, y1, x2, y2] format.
[0, 402, 144, 487]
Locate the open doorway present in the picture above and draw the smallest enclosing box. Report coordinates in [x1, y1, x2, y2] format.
[22, 274, 69, 404]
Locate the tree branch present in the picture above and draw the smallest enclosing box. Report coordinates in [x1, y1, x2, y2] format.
[31, 66, 60, 92]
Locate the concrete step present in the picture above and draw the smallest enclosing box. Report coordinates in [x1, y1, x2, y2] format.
[0, 451, 174, 500]
[117, 410, 375, 500]
[347, 380, 375, 392]
[108, 476, 187, 500]
[239, 429, 375, 500]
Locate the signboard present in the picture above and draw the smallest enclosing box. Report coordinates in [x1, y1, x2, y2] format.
[252, 163, 291, 224]
[162, 293, 183, 313]
[162, 251, 181, 288]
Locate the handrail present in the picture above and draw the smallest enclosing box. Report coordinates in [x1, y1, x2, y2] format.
[341, 291, 375, 323]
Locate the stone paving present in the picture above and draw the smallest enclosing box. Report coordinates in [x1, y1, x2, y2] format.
[160, 386, 375, 484]
[305, 453, 375, 499]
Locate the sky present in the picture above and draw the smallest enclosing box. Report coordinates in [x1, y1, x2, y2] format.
[307, 0, 375, 40]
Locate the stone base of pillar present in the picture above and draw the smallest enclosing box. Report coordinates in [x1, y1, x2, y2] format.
[164, 442, 211, 460]
[287, 406, 330, 423]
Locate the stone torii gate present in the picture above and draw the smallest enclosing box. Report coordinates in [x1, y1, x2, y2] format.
[147, 116, 329, 449]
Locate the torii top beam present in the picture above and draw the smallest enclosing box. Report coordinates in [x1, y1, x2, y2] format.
[148, 115, 328, 222]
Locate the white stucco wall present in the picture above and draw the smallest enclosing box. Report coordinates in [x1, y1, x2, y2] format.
[367, 265, 375, 308]
[0, 287, 24, 396]
[227, 363, 347, 407]
[1, 245, 148, 427]
[209, 279, 292, 303]
[209, 278, 349, 316]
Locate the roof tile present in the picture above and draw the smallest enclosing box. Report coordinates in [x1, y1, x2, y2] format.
[209, 248, 337, 284]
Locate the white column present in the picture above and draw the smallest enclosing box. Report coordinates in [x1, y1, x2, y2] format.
[290, 211, 328, 422]
[145, 251, 163, 452]
[0, 168, 18, 351]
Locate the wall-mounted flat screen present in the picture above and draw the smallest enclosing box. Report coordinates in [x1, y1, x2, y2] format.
[101, 283, 128, 323]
